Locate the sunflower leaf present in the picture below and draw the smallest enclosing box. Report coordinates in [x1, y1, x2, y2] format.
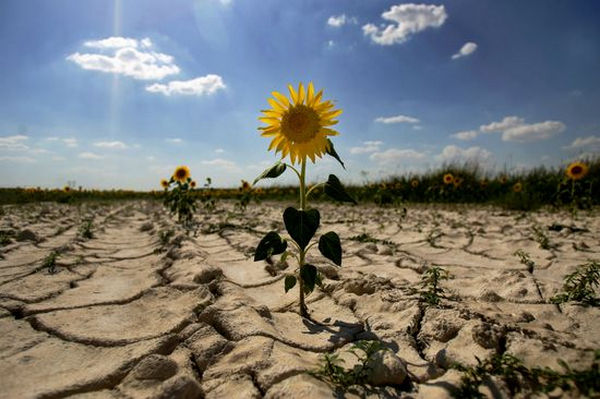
[325, 139, 345, 169]
[254, 231, 288, 261]
[283, 207, 320, 250]
[319, 232, 342, 266]
[284, 275, 297, 293]
[253, 162, 287, 185]
[300, 264, 318, 294]
[324, 174, 357, 205]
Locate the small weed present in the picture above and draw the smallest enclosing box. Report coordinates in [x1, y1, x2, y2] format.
[349, 233, 394, 247]
[78, 219, 94, 240]
[419, 266, 449, 306]
[513, 249, 535, 273]
[551, 261, 600, 306]
[311, 340, 387, 389]
[531, 225, 552, 250]
[41, 251, 59, 274]
[452, 351, 600, 398]
[0, 231, 12, 246]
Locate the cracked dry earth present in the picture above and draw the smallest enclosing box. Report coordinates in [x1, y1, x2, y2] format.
[1, 201, 599, 398]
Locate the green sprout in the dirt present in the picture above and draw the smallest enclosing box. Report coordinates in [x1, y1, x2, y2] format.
[419, 266, 449, 306]
[0, 231, 12, 246]
[531, 225, 552, 250]
[78, 219, 94, 240]
[311, 340, 387, 389]
[161, 166, 197, 232]
[253, 82, 356, 318]
[551, 260, 600, 306]
[154, 229, 175, 253]
[452, 351, 600, 398]
[41, 251, 59, 274]
[513, 249, 535, 273]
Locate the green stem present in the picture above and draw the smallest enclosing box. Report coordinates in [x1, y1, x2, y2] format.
[298, 157, 308, 317]
[306, 182, 326, 199]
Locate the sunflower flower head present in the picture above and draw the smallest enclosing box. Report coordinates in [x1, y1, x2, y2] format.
[566, 161, 589, 181]
[453, 177, 463, 188]
[160, 179, 169, 189]
[411, 179, 419, 188]
[513, 182, 523, 193]
[173, 166, 191, 183]
[64, 186, 71, 192]
[240, 180, 251, 191]
[190, 180, 197, 188]
[443, 173, 454, 185]
[259, 82, 342, 164]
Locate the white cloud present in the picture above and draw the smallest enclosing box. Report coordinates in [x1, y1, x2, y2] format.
[563, 135, 600, 150]
[370, 148, 426, 164]
[201, 158, 240, 172]
[375, 114, 420, 124]
[215, 148, 225, 153]
[327, 14, 357, 27]
[84, 37, 139, 49]
[165, 138, 183, 144]
[93, 141, 128, 149]
[62, 138, 78, 148]
[502, 121, 565, 142]
[0, 135, 29, 151]
[28, 148, 50, 154]
[436, 145, 492, 163]
[140, 38, 153, 48]
[145, 74, 226, 96]
[67, 41, 180, 80]
[451, 130, 478, 141]
[362, 3, 447, 45]
[52, 156, 66, 161]
[350, 140, 383, 154]
[78, 152, 104, 160]
[451, 42, 478, 60]
[479, 116, 524, 133]
[0, 156, 35, 163]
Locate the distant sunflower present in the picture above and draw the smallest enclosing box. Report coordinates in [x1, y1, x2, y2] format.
[499, 175, 507, 184]
[240, 180, 251, 191]
[443, 173, 454, 185]
[411, 179, 419, 188]
[513, 182, 522, 193]
[160, 179, 169, 189]
[259, 82, 342, 164]
[190, 180, 197, 188]
[63, 186, 71, 192]
[565, 161, 589, 181]
[453, 177, 463, 188]
[173, 166, 190, 183]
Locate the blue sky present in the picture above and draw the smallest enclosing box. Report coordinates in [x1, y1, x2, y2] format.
[1, 0, 599, 189]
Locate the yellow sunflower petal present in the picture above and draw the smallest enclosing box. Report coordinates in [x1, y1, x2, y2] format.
[307, 82, 315, 105]
[267, 98, 285, 112]
[272, 91, 290, 107]
[297, 83, 305, 105]
[288, 84, 298, 105]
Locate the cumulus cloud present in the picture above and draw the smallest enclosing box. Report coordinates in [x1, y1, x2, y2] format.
[0, 135, 29, 151]
[436, 145, 492, 163]
[362, 3, 447, 45]
[0, 155, 35, 163]
[502, 121, 565, 142]
[563, 135, 600, 150]
[480, 116, 524, 133]
[370, 148, 426, 164]
[375, 114, 420, 124]
[62, 138, 78, 148]
[201, 158, 240, 172]
[84, 37, 140, 49]
[93, 141, 128, 149]
[165, 138, 183, 144]
[451, 42, 478, 60]
[146, 74, 226, 96]
[349, 141, 383, 154]
[78, 152, 103, 160]
[215, 148, 225, 153]
[451, 130, 478, 141]
[327, 14, 357, 27]
[67, 37, 180, 80]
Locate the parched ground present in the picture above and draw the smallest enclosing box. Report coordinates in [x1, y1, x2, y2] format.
[0, 200, 598, 398]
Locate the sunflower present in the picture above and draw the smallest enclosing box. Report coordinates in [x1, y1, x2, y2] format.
[453, 177, 463, 188]
[240, 180, 251, 191]
[443, 173, 454, 185]
[565, 161, 589, 181]
[190, 180, 197, 188]
[259, 82, 342, 164]
[499, 175, 507, 184]
[173, 166, 191, 183]
[411, 179, 419, 188]
[63, 186, 71, 192]
[513, 182, 522, 193]
[160, 179, 169, 189]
